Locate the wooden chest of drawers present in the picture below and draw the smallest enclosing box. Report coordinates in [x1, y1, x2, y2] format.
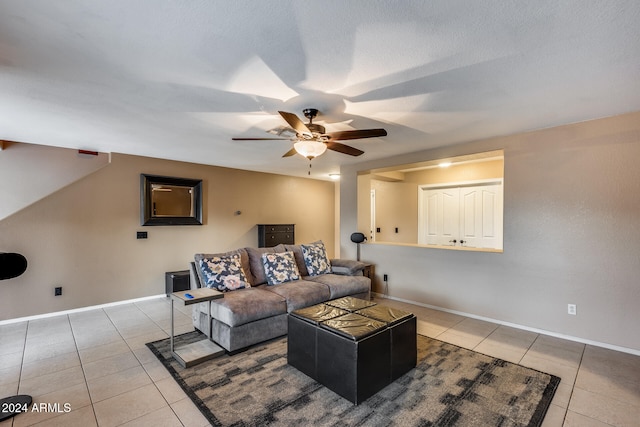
[258, 224, 295, 247]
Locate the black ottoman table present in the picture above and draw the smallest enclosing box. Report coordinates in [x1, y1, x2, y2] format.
[317, 313, 390, 404]
[288, 304, 348, 380]
[324, 295, 377, 312]
[356, 305, 417, 381]
[287, 297, 417, 405]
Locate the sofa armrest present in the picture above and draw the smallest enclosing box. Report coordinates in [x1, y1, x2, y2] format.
[189, 262, 210, 324]
[189, 262, 202, 289]
[330, 259, 367, 276]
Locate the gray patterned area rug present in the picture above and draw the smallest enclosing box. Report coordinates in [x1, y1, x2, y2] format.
[147, 331, 560, 427]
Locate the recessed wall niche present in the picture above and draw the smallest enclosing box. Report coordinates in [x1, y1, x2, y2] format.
[357, 150, 504, 252]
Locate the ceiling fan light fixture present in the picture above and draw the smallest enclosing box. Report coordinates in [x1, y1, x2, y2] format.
[294, 140, 327, 159]
[233, 109, 386, 162]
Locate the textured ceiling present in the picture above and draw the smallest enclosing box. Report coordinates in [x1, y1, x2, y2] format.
[1, 1, 639, 179]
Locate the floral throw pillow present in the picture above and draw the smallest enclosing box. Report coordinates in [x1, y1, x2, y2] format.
[301, 241, 331, 276]
[198, 253, 250, 292]
[262, 252, 301, 285]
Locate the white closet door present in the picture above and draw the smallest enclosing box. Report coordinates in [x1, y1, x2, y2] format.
[460, 186, 480, 246]
[423, 190, 439, 245]
[418, 180, 503, 249]
[441, 188, 460, 246]
[422, 187, 459, 246]
[459, 184, 502, 249]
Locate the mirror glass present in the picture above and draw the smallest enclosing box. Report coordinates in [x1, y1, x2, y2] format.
[150, 184, 195, 217]
[357, 150, 504, 252]
[140, 174, 203, 225]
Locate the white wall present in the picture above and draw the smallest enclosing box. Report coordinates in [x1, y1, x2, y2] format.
[0, 142, 109, 220]
[340, 112, 640, 352]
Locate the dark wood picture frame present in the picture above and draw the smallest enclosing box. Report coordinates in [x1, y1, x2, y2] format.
[140, 174, 203, 226]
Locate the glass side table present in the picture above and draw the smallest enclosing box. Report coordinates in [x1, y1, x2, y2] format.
[170, 288, 224, 368]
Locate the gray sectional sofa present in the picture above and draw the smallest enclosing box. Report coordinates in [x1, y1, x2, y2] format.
[189, 243, 371, 352]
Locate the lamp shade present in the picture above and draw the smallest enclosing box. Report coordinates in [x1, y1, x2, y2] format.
[0, 253, 27, 280]
[350, 232, 366, 243]
[294, 140, 327, 159]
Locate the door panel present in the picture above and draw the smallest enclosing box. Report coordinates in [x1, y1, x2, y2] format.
[461, 188, 478, 243]
[425, 192, 438, 244]
[441, 188, 459, 245]
[479, 185, 502, 248]
[482, 190, 496, 238]
[460, 184, 502, 248]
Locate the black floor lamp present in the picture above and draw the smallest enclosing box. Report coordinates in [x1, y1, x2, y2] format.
[350, 232, 367, 261]
[0, 252, 32, 422]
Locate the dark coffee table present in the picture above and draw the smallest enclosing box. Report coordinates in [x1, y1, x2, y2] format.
[288, 297, 416, 404]
[356, 305, 417, 381]
[288, 303, 349, 380]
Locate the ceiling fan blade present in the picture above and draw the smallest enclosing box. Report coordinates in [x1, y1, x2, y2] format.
[282, 148, 297, 157]
[326, 128, 387, 141]
[326, 141, 364, 156]
[232, 137, 290, 140]
[278, 111, 312, 137]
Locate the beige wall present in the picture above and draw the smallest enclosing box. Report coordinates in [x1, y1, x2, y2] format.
[341, 111, 640, 352]
[0, 152, 335, 320]
[404, 158, 504, 184]
[370, 180, 418, 244]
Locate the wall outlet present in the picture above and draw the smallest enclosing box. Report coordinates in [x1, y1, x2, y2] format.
[567, 304, 577, 315]
[54, 286, 62, 296]
[383, 274, 388, 282]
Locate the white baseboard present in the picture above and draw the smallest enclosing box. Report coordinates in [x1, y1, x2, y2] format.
[0, 294, 167, 326]
[372, 292, 640, 357]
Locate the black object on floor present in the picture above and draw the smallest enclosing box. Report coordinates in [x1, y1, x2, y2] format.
[0, 395, 33, 421]
[1, 255, 32, 421]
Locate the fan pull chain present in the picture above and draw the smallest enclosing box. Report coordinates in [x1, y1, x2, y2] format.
[308, 159, 312, 175]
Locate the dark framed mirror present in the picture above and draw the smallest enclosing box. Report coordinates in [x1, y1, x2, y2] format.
[140, 174, 203, 226]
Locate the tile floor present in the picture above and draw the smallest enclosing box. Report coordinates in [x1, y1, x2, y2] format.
[0, 296, 638, 426]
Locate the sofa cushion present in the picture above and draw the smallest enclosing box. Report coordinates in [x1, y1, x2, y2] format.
[258, 280, 331, 312]
[262, 251, 301, 285]
[209, 287, 287, 327]
[284, 244, 309, 276]
[304, 274, 371, 299]
[245, 245, 286, 286]
[195, 252, 250, 292]
[301, 241, 332, 276]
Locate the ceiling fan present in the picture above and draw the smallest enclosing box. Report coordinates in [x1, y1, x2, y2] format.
[232, 108, 387, 160]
